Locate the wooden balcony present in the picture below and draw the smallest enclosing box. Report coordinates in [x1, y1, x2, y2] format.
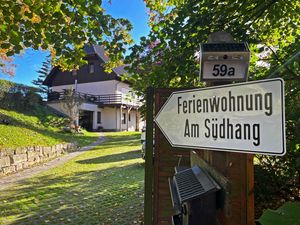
[47, 91, 140, 107]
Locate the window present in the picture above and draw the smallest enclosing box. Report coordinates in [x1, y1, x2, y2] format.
[128, 113, 131, 122]
[89, 63, 95, 74]
[72, 69, 77, 76]
[122, 113, 126, 124]
[97, 111, 101, 124]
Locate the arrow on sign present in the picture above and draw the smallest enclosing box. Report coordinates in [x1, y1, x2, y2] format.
[154, 78, 285, 155]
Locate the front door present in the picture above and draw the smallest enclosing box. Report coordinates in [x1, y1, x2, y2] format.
[79, 110, 93, 131]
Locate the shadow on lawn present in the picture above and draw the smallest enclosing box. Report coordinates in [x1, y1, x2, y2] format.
[0, 114, 99, 147]
[0, 149, 144, 225]
[88, 133, 142, 151]
[76, 150, 141, 164]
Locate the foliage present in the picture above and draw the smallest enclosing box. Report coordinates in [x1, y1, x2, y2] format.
[258, 202, 300, 225]
[0, 132, 144, 225]
[0, 79, 42, 110]
[60, 88, 84, 129]
[0, 79, 12, 98]
[0, 0, 133, 73]
[0, 49, 15, 76]
[32, 55, 51, 97]
[125, 0, 299, 95]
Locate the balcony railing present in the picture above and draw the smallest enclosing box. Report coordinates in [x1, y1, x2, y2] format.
[47, 91, 140, 107]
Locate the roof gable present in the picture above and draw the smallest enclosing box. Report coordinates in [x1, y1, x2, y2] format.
[43, 45, 128, 87]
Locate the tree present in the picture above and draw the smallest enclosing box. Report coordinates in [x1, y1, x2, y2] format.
[126, 0, 299, 93]
[0, 49, 15, 76]
[125, 0, 300, 216]
[32, 55, 51, 98]
[60, 89, 83, 131]
[0, 0, 133, 74]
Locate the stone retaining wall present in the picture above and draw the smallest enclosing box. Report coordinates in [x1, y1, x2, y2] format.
[0, 143, 77, 176]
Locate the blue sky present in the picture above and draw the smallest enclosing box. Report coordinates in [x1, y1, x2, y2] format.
[0, 0, 150, 86]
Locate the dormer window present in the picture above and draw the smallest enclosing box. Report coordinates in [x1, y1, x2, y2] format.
[89, 63, 95, 74]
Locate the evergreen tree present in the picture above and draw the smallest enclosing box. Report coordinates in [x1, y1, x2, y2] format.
[32, 56, 51, 98]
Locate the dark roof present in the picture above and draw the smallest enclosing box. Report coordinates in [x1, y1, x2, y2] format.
[43, 45, 128, 86]
[84, 45, 127, 75]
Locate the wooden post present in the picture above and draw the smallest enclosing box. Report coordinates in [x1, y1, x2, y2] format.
[144, 87, 154, 225]
[153, 88, 191, 225]
[191, 31, 255, 225]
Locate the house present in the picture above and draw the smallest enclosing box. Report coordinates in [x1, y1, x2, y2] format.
[43, 45, 143, 131]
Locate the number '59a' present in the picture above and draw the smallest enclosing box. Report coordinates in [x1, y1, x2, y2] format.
[212, 64, 235, 76]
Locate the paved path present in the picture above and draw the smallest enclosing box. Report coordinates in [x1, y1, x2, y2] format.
[0, 135, 105, 191]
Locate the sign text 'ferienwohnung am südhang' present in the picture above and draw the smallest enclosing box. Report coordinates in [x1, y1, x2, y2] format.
[154, 79, 285, 155]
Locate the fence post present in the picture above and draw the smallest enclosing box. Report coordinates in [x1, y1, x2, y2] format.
[144, 87, 154, 225]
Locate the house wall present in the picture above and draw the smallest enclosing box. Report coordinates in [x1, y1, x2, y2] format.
[101, 107, 119, 131]
[116, 82, 130, 95]
[139, 116, 145, 131]
[128, 110, 137, 131]
[48, 101, 143, 131]
[47, 102, 73, 117]
[51, 80, 123, 95]
[45, 48, 143, 132]
[115, 82, 139, 105]
[47, 56, 120, 87]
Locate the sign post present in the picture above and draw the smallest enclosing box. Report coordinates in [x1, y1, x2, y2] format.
[151, 32, 286, 225]
[154, 79, 285, 155]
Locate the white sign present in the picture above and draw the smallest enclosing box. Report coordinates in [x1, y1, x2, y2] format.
[203, 61, 247, 80]
[155, 79, 286, 155]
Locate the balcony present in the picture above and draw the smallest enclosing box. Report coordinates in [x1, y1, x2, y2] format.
[47, 91, 140, 108]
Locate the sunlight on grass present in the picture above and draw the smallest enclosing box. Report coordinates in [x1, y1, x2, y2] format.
[0, 132, 144, 225]
[0, 108, 99, 149]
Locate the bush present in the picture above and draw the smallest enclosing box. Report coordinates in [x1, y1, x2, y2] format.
[0, 79, 42, 111]
[255, 144, 300, 217]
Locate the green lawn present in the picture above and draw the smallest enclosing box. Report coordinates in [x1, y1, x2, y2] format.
[0, 108, 99, 149]
[0, 132, 144, 225]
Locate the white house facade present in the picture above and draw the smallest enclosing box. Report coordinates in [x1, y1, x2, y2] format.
[43, 45, 144, 132]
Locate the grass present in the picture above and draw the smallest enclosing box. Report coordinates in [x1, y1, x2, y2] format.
[0, 132, 144, 225]
[0, 108, 99, 149]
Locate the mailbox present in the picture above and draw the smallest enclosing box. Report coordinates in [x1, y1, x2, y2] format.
[169, 166, 221, 225]
[200, 43, 250, 81]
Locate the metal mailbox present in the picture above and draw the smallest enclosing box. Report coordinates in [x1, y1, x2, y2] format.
[169, 166, 221, 225]
[200, 43, 250, 81]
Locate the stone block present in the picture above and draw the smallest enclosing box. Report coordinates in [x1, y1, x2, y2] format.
[22, 162, 29, 168]
[0, 148, 13, 157]
[15, 147, 27, 154]
[27, 161, 36, 167]
[2, 165, 16, 174]
[15, 163, 23, 171]
[27, 147, 35, 152]
[35, 146, 42, 153]
[43, 147, 52, 157]
[37, 147, 44, 157]
[68, 143, 74, 150]
[0, 156, 11, 167]
[48, 152, 56, 158]
[61, 144, 67, 151]
[11, 154, 27, 164]
[27, 151, 40, 162]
